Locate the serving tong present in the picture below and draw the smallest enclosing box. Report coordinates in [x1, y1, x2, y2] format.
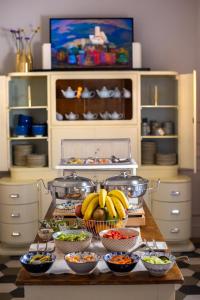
[111, 155, 130, 163]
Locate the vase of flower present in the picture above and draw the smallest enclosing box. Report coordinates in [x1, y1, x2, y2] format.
[19, 50, 28, 72]
[10, 26, 40, 72]
[26, 46, 33, 71]
[15, 51, 21, 72]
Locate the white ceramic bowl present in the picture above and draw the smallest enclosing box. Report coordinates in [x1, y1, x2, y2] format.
[141, 252, 175, 277]
[53, 230, 92, 253]
[99, 228, 139, 252]
[65, 252, 99, 275]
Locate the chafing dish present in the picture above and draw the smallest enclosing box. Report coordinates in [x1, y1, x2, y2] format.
[48, 172, 96, 202]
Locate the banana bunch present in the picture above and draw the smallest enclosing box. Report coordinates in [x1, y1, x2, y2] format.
[81, 189, 129, 221]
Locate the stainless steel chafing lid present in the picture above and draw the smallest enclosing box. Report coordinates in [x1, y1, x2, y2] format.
[50, 172, 95, 188]
[104, 172, 149, 186]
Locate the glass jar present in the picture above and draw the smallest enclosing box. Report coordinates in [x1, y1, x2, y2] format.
[141, 118, 150, 136]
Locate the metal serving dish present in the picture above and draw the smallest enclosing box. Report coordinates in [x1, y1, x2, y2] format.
[102, 172, 157, 198]
[48, 172, 96, 201]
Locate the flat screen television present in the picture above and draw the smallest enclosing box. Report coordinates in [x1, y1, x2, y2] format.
[49, 18, 134, 70]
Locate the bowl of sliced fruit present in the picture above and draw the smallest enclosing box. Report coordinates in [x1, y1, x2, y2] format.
[103, 252, 140, 275]
[141, 251, 176, 277]
[53, 229, 92, 253]
[65, 252, 99, 275]
[20, 252, 56, 276]
[99, 228, 139, 252]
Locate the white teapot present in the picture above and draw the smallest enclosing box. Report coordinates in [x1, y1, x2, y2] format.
[83, 111, 98, 120]
[65, 112, 79, 120]
[99, 111, 109, 120]
[81, 87, 95, 99]
[61, 87, 77, 98]
[56, 112, 63, 121]
[122, 88, 131, 98]
[108, 111, 123, 120]
[112, 87, 121, 98]
[96, 86, 114, 98]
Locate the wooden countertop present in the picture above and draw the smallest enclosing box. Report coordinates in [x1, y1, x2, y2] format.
[16, 201, 184, 286]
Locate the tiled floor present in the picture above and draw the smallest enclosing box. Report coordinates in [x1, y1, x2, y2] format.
[0, 244, 199, 300]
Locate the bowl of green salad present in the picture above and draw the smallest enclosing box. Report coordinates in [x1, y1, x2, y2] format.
[141, 251, 176, 277]
[53, 230, 92, 253]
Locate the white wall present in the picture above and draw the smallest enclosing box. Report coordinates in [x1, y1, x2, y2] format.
[0, 0, 198, 73]
[0, 0, 200, 237]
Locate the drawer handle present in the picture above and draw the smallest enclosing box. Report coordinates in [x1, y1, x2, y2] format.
[170, 191, 180, 197]
[171, 209, 180, 215]
[11, 213, 20, 218]
[11, 232, 21, 237]
[9, 194, 20, 199]
[170, 228, 180, 233]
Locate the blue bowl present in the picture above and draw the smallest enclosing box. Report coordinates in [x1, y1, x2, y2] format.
[18, 114, 32, 125]
[14, 125, 29, 136]
[20, 252, 56, 275]
[31, 124, 46, 136]
[103, 252, 139, 275]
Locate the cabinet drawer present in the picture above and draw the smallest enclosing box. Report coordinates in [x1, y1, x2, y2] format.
[0, 203, 38, 223]
[155, 219, 191, 242]
[152, 200, 191, 221]
[0, 183, 38, 205]
[152, 181, 191, 202]
[0, 221, 38, 246]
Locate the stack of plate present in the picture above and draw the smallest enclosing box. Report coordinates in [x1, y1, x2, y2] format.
[27, 154, 46, 167]
[141, 141, 156, 165]
[13, 144, 33, 166]
[156, 153, 177, 165]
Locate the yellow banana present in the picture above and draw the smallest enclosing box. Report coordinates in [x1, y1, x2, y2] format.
[81, 193, 99, 215]
[99, 189, 107, 208]
[83, 196, 99, 221]
[105, 195, 117, 219]
[111, 196, 126, 219]
[108, 190, 129, 210]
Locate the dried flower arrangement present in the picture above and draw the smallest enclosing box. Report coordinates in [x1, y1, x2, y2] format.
[9, 26, 40, 72]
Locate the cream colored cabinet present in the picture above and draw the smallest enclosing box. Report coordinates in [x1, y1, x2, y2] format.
[0, 76, 9, 171]
[152, 176, 192, 242]
[7, 73, 50, 169]
[0, 179, 39, 246]
[139, 71, 196, 173]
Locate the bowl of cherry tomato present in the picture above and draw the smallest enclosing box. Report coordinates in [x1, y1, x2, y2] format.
[99, 228, 139, 252]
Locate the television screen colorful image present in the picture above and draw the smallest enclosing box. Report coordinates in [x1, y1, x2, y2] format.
[50, 18, 133, 70]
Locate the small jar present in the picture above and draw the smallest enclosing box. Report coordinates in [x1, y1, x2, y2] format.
[150, 121, 161, 135]
[141, 118, 150, 136]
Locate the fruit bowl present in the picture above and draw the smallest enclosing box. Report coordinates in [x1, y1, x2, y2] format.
[65, 252, 99, 275]
[76, 216, 128, 239]
[103, 252, 140, 276]
[141, 251, 175, 277]
[99, 228, 139, 252]
[20, 252, 56, 276]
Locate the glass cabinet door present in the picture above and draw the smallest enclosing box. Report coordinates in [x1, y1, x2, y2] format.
[140, 74, 178, 167]
[8, 75, 49, 168]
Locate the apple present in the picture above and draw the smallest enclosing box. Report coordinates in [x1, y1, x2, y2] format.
[75, 204, 83, 218]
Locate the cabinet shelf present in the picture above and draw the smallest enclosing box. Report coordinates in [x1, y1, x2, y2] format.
[9, 136, 48, 141]
[141, 105, 178, 109]
[59, 97, 130, 101]
[141, 135, 178, 139]
[9, 106, 48, 110]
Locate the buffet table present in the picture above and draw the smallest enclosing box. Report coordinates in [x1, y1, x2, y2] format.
[16, 202, 183, 300]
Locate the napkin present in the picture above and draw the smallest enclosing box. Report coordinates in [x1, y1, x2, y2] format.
[29, 241, 55, 252]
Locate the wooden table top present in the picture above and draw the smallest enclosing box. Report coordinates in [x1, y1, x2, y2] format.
[16, 201, 184, 286]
